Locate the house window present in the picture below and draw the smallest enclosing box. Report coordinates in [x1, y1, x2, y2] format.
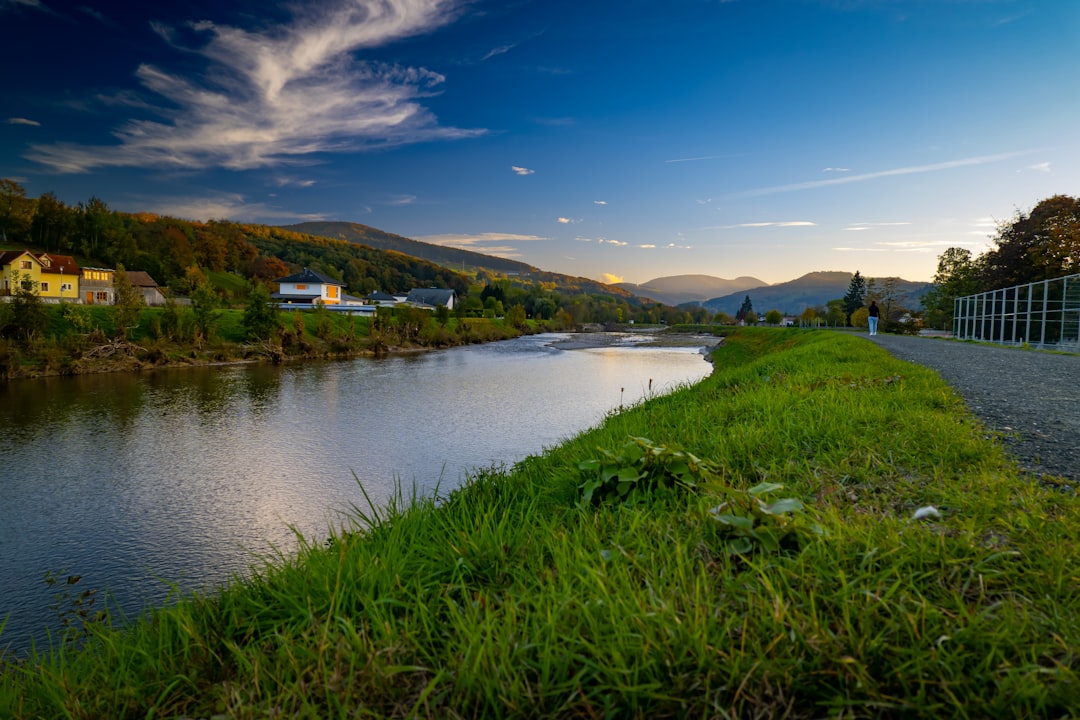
[96, 291, 109, 302]
[20, 260, 32, 270]
[40, 282, 50, 292]
[296, 284, 307, 290]
[328, 286, 338, 298]
[61, 283, 73, 292]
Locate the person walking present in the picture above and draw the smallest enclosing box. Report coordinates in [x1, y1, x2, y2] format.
[868, 301, 880, 336]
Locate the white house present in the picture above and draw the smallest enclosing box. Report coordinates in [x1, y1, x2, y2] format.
[272, 268, 346, 307]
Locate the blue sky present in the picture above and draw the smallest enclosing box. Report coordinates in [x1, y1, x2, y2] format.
[2, 0, 1077, 285]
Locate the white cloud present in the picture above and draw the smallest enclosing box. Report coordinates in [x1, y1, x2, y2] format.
[511, 165, 535, 176]
[412, 231, 547, 257]
[6, 117, 41, 126]
[593, 200, 607, 205]
[1026, 161, 1051, 173]
[26, 0, 484, 173]
[736, 150, 1035, 197]
[664, 154, 736, 164]
[600, 238, 628, 247]
[822, 167, 850, 173]
[140, 193, 327, 222]
[385, 194, 417, 205]
[273, 175, 316, 188]
[639, 244, 656, 249]
[482, 44, 515, 60]
[845, 221, 911, 231]
[556, 217, 576, 224]
[725, 221, 816, 228]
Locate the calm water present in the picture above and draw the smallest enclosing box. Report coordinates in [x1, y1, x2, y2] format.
[0, 333, 712, 656]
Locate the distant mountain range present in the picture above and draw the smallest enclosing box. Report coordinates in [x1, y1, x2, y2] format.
[614, 274, 765, 306]
[701, 271, 932, 315]
[283, 222, 930, 313]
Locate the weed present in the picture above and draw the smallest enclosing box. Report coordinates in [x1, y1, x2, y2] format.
[578, 435, 709, 505]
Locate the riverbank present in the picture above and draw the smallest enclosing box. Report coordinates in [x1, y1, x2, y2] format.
[3, 328, 1077, 718]
[0, 306, 540, 382]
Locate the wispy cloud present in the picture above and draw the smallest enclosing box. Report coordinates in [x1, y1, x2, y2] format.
[26, 0, 484, 173]
[141, 193, 327, 222]
[6, 117, 41, 126]
[412, 231, 546, 258]
[593, 200, 607, 205]
[384, 194, 417, 205]
[482, 44, 515, 60]
[822, 167, 849, 173]
[735, 151, 1034, 198]
[1, 0, 55, 15]
[724, 221, 817, 229]
[1024, 161, 1051, 173]
[556, 217, 576, 224]
[845, 221, 911, 231]
[273, 175, 316, 188]
[664, 154, 737, 164]
[511, 165, 535, 176]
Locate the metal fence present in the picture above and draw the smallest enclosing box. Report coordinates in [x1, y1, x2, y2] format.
[953, 273, 1080, 350]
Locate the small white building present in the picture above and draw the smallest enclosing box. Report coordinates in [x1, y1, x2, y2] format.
[404, 288, 457, 310]
[272, 268, 346, 307]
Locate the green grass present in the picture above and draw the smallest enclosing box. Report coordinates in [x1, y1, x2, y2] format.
[2, 328, 1077, 718]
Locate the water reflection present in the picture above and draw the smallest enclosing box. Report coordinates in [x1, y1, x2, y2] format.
[0, 334, 711, 656]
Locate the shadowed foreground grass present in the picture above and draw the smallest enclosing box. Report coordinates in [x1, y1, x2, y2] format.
[2, 328, 1077, 718]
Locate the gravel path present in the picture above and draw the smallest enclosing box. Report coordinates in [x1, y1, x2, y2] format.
[865, 333, 1079, 482]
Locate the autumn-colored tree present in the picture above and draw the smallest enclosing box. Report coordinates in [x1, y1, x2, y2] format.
[981, 195, 1080, 288]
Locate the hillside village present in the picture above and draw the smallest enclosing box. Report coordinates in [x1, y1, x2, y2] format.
[1, 249, 458, 315]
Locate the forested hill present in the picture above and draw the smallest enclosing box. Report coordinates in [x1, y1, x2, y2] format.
[281, 221, 536, 276]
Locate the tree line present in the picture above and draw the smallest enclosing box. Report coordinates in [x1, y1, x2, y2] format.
[923, 194, 1080, 328]
[0, 180, 716, 329]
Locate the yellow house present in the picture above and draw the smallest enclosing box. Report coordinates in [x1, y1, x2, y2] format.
[36, 253, 80, 301]
[0, 250, 43, 296]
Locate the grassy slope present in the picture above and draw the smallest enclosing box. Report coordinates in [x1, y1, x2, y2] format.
[2, 329, 1077, 718]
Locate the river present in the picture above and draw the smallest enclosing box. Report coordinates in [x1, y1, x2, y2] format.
[0, 332, 714, 656]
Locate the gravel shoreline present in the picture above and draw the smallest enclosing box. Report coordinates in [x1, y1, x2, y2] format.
[867, 333, 1079, 482]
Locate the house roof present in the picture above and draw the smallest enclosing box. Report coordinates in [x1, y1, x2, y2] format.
[405, 288, 456, 306]
[366, 290, 397, 302]
[125, 271, 160, 288]
[0, 249, 38, 267]
[36, 253, 80, 275]
[274, 267, 343, 286]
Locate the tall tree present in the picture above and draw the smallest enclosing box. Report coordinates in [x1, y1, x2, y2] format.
[981, 195, 1080, 288]
[0, 179, 33, 244]
[113, 265, 145, 339]
[922, 247, 980, 329]
[30, 192, 75, 252]
[736, 295, 754, 324]
[841, 271, 867, 325]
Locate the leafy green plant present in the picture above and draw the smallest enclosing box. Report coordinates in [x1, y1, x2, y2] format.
[578, 436, 712, 505]
[43, 570, 107, 646]
[709, 481, 820, 554]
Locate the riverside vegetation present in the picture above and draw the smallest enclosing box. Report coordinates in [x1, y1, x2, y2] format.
[0, 286, 546, 381]
[2, 328, 1078, 718]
